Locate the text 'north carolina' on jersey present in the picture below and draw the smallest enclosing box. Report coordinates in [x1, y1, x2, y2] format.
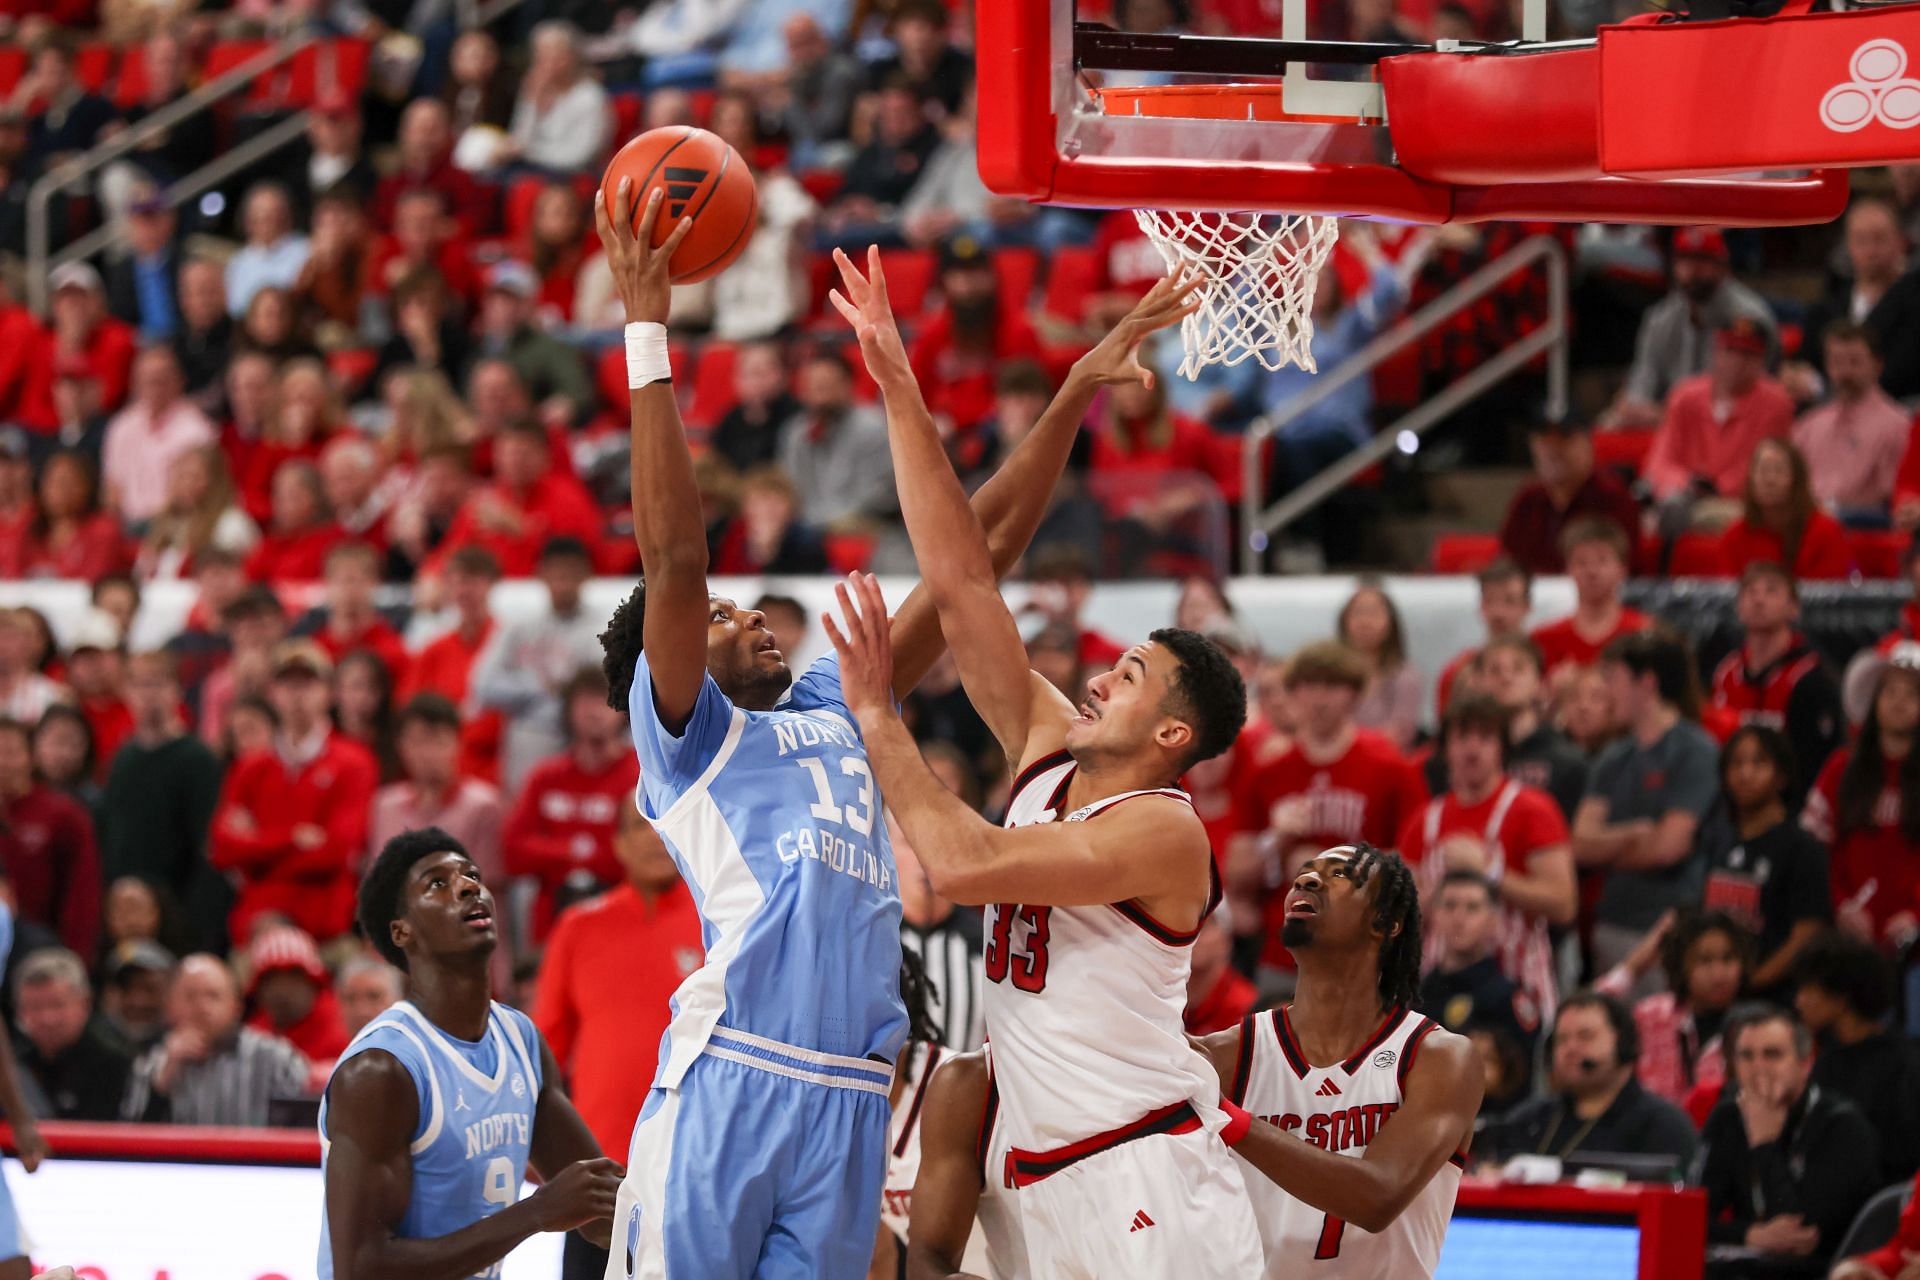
[630, 652, 905, 1088]
[318, 1001, 544, 1280]
[1230, 1005, 1462, 1279]
[984, 751, 1222, 1152]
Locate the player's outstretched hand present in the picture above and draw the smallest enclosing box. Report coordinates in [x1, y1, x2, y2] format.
[528, 1156, 624, 1233]
[828, 246, 912, 389]
[13, 1117, 47, 1172]
[822, 572, 895, 722]
[594, 179, 694, 327]
[1072, 269, 1203, 391]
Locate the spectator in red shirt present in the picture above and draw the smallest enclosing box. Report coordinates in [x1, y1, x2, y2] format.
[0, 717, 100, 958]
[372, 98, 494, 239]
[0, 276, 52, 430]
[237, 359, 340, 522]
[1498, 419, 1641, 575]
[432, 421, 602, 577]
[243, 925, 350, 1073]
[43, 261, 137, 416]
[522, 182, 590, 324]
[399, 545, 505, 782]
[208, 641, 378, 944]
[1227, 640, 1428, 973]
[1708, 562, 1845, 795]
[1184, 910, 1257, 1035]
[368, 187, 482, 320]
[18, 450, 126, 581]
[245, 460, 342, 583]
[292, 541, 411, 687]
[1530, 518, 1650, 685]
[1436, 558, 1533, 718]
[62, 611, 131, 779]
[908, 235, 1046, 436]
[1645, 316, 1794, 506]
[503, 667, 640, 940]
[1400, 693, 1577, 1021]
[1830, 1168, 1920, 1280]
[1717, 437, 1854, 580]
[1803, 648, 1920, 955]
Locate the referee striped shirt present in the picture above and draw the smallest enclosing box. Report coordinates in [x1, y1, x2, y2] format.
[902, 911, 984, 1051]
[122, 1027, 311, 1126]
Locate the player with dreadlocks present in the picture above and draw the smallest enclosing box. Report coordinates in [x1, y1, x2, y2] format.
[1193, 842, 1481, 1279]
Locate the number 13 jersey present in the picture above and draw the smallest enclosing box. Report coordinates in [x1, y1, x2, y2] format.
[985, 751, 1224, 1152]
[1229, 1005, 1464, 1279]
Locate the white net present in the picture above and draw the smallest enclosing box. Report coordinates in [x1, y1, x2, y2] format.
[1133, 209, 1341, 378]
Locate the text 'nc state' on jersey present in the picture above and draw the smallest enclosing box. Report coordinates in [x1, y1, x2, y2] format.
[1260, 1102, 1400, 1154]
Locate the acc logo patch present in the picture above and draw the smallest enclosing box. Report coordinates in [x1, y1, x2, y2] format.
[511, 1073, 527, 1098]
[1373, 1049, 1397, 1070]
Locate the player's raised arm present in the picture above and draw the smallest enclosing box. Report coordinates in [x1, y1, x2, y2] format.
[1227, 1027, 1482, 1234]
[594, 180, 704, 731]
[904, 1053, 993, 1280]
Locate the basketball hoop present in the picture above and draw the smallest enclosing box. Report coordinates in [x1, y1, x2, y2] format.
[1134, 209, 1341, 378]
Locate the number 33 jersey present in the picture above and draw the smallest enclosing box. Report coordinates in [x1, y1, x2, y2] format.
[985, 751, 1224, 1152]
[1229, 1005, 1464, 1279]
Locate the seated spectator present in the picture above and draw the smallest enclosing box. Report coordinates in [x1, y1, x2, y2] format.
[1696, 726, 1832, 999]
[374, 99, 495, 240]
[1339, 579, 1422, 751]
[908, 235, 1047, 436]
[522, 182, 591, 324]
[1709, 564, 1845, 793]
[122, 953, 311, 1124]
[1417, 870, 1540, 1074]
[245, 460, 342, 583]
[1645, 317, 1795, 511]
[1574, 628, 1720, 978]
[136, 445, 260, 580]
[1793, 931, 1920, 1184]
[1529, 518, 1650, 684]
[1718, 439, 1854, 580]
[195, 586, 285, 747]
[866, 0, 973, 115]
[45, 261, 137, 417]
[371, 187, 482, 320]
[100, 940, 173, 1053]
[895, 88, 1000, 250]
[1563, 663, 1623, 760]
[292, 93, 375, 211]
[0, 277, 43, 429]
[502, 668, 639, 941]
[106, 192, 182, 342]
[292, 540, 410, 680]
[712, 466, 829, 574]
[331, 649, 400, 784]
[318, 437, 392, 550]
[160, 546, 248, 710]
[337, 956, 403, 1040]
[1023, 546, 1126, 671]
[502, 22, 610, 178]
[34, 704, 100, 828]
[0, 609, 68, 724]
[1402, 693, 1576, 1019]
[443, 30, 516, 141]
[236, 286, 322, 366]
[208, 642, 377, 945]
[780, 349, 897, 529]
[0, 430, 30, 570]
[816, 79, 939, 241]
[433, 421, 601, 577]
[1484, 990, 1698, 1171]
[473, 263, 592, 426]
[12, 946, 130, 1121]
[171, 258, 234, 404]
[1227, 641, 1427, 975]
[371, 272, 471, 398]
[760, 13, 862, 169]
[225, 184, 310, 319]
[1435, 558, 1533, 718]
[101, 344, 215, 527]
[1795, 322, 1908, 524]
[39, 357, 109, 475]
[58, 617, 126, 775]
[1696, 1004, 1880, 1276]
[1801, 198, 1920, 402]
[1597, 910, 1750, 1115]
[1185, 911, 1256, 1035]
[1085, 358, 1223, 568]
[1498, 419, 1641, 575]
[0, 717, 99, 958]
[1803, 648, 1920, 957]
[14, 39, 115, 168]
[243, 926, 348, 1071]
[19, 450, 125, 580]
[1605, 227, 1777, 427]
[290, 190, 372, 345]
[710, 343, 800, 475]
[222, 695, 277, 764]
[397, 547, 503, 782]
[1442, 636, 1588, 819]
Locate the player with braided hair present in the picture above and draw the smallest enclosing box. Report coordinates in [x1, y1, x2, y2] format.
[1192, 843, 1480, 1278]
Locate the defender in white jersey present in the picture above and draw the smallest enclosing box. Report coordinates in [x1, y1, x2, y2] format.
[823, 248, 1255, 1276]
[1198, 844, 1482, 1279]
[903, 1049, 1024, 1280]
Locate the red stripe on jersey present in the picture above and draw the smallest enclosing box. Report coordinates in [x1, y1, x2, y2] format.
[893, 1044, 941, 1159]
[976, 1070, 1000, 1183]
[1009, 750, 1074, 804]
[1228, 1014, 1257, 1106]
[1007, 1100, 1202, 1187]
[1397, 1017, 1440, 1090]
[1340, 1006, 1410, 1075]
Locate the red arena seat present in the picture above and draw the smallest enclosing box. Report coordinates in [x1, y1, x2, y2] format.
[1430, 533, 1502, 574]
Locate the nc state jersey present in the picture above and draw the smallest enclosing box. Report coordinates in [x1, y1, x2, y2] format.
[1229, 1005, 1463, 1279]
[984, 751, 1223, 1152]
[881, 1044, 1023, 1277]
[882, 1041, 943, 1245]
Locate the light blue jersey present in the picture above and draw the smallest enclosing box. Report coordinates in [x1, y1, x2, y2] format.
[318, 1000, 543, 1280]
[629, 651, 905, 1086]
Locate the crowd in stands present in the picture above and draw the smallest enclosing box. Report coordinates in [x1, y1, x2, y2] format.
[0, 0, 1918, 1277]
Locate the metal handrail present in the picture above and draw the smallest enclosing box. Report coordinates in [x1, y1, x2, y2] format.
[1238, 234, 1569, 573]
[24, 35, 318, 314]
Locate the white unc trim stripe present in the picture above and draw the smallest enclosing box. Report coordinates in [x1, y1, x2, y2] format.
[703, 1044, 892, 1096]
[707, 1026, 893, 1078]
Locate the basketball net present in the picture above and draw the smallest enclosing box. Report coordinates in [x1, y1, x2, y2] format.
[1134, 209, 1340, 378]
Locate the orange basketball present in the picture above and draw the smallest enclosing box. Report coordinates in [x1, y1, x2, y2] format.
[601, 126, 758, 285]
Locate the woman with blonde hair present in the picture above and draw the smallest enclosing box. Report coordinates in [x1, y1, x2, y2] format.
[380, 367, 474, 465]
[138, 444, 260, 579]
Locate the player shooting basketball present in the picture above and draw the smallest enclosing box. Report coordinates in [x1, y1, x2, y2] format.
[822, 248, 1264, 1277]
[588, 182, 1206, 1279]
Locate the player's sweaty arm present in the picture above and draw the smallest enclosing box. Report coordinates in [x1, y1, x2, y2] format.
[828, 572, 1204, 906]
[833, 248, 1200, 725]
[1225, 1028, 1482, 1234]
[595, 179, 705, 732]
[325, 1051, 621, 1280]
[527, 1036, 623, 1249]
[905, 1052, 993, 1280]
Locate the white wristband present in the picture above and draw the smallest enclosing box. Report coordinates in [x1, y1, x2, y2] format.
[625, 321, 671, 389]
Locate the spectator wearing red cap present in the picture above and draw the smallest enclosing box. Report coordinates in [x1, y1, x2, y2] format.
[1793, 321, 1910, 523]
[374, 99, 495, 242]
[101, 344, 215, 526]
[1498, 418, 1641, 575]
[1717, 439, 1854, 580]
[209, 641, 377, 944]
[244, 925, 350, 1072]
[502, 668, 639, 941]
[431, 421, 601, 578]
[1607, 227, 1778, 427]
[1645, 316, 1795, 506]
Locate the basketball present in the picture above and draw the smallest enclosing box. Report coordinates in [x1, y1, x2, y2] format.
[600, 126, 758, 285]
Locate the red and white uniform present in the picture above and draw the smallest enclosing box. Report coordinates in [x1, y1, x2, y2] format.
[1710, 636, 1823, 731]
[1229, 1005, 1464, 1279]
[986, 751, 1263, 1278]
[974, 1051, 1026, 1280]
[882, 1041, 942, 1242]
[1398, 779, 1568, 1022]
